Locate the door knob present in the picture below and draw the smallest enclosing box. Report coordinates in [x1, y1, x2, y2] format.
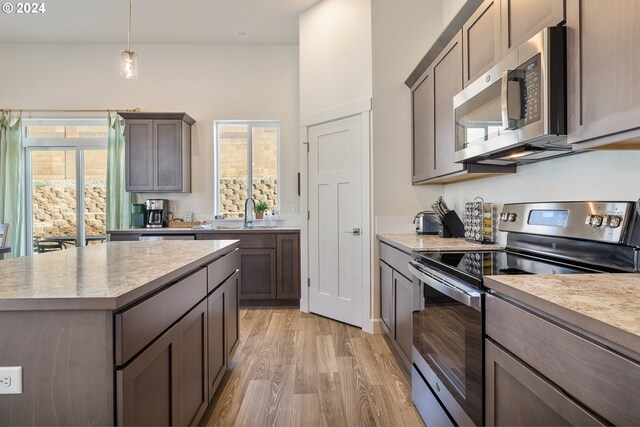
[343, 228, 360, 236]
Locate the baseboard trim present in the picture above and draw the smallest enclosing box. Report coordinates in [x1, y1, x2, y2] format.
[240, 299, 300, 307]
[364, 318, 384, 335]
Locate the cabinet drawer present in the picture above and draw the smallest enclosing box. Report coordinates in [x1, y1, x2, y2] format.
[207, 248, 240, 292]
[486, 294, 640, 426]
[379, 242, 412, 280]
[115, 268, 208, 365]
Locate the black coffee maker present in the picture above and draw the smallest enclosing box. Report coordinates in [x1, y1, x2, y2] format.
[145, 199, 168, 228]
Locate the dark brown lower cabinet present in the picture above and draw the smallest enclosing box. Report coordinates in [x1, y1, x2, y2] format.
[207, 284, 226, 399]
[225, 270, 240, 360]
[485, 339, 604, 426]
[240, 248, 277, 299]
[276, 234, 300, 299]
[394, 272, 413, 362]
[379, 261, 394, 335]
[378, 248, 413, 369]
[116, 300, 208, 427]
[207, 269, 240, 401]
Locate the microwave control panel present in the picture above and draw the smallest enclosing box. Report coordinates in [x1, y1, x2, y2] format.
[519, 53, 542, 125]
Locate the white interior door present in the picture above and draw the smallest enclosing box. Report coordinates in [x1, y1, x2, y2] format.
[308, 115, 363, 327]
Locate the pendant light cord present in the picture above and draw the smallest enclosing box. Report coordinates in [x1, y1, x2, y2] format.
[127, 0, 132, 51]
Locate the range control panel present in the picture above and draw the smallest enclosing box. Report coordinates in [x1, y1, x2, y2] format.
[499, 202, 633, 243]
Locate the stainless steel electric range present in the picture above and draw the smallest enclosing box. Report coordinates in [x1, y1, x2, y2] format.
[408, 201, 640, 426]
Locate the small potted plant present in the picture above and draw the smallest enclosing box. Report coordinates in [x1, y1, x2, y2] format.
[255, 201, 268, 219]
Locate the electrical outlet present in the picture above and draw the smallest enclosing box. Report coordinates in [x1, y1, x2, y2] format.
[292, 204, 299, 214]
[0, 367, 22, 394]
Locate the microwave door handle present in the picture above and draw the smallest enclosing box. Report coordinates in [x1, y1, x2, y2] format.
[501, 69, 523, 130]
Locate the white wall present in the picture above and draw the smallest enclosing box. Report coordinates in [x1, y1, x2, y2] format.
[299, 0, 373, 119]
[0, 42, 300, 223]
[371, 0, 444, 224]
[443, 0, 467, 27]
[443, 150, 640, 242]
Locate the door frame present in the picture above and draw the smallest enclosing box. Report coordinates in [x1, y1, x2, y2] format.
[299, 98, 374, 333]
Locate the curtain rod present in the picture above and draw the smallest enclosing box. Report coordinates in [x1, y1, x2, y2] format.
[0, 108, 141, 113]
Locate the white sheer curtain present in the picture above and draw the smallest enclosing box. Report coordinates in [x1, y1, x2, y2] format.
[106, 113, 131, 231]
[0, 112, 25, 258]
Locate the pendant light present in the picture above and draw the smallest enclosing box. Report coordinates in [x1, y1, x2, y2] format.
[120, 0, 138, 79]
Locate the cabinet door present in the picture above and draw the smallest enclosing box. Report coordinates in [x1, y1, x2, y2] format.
[125, 119, 154, 191]
[485, 339, 604, 426]
[276, 234, 300, 299]
[207, 285, 226, 399]
[567, 0, 640, 146]
[116, 318, 180, 426]
[117, 301, 208, 427]
[225, 270, 240, 360]
[433, 31, 465, 177]
[154, 120, 183, 191]
[240, 248, 277, 299]
[501, 0, 564, 54]
[394, 272, 413, 365]
[379, 261, 394, 336]
[412, 68, 435, 183]
[463, 0, 501, 86]
[177, 300, 208, 427]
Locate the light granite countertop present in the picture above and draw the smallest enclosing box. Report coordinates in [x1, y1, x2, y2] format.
[0, 240, 238, 311]
[378, 233, 504, 253]
[485, 274, 640, 356]
[108, 227, 300, 234]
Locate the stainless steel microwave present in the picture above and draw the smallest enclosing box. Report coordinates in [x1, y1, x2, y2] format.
[453, 27, 569, 165]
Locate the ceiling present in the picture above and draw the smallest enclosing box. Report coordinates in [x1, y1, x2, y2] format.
[0, 0, 322, 45]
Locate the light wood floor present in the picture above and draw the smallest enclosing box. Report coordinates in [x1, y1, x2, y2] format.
[203, 307, 425, 427]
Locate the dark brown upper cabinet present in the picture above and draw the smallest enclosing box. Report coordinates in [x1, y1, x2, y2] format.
[463, 0, 501, 86]
[433, 31, 466, 178]
[410, 31, 514, 184]
[411, 67, 435, 183]
[463, 0, 565, 87]
[120, 112, 195, 193]
[501, 0, 565, 54]
[411, 33, 466, 183]
[566, 0, 640, 148]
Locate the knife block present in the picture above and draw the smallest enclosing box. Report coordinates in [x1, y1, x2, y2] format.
[438, 211, 465, 238]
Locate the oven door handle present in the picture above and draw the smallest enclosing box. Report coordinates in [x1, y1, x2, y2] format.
[408, 262, 482, 309]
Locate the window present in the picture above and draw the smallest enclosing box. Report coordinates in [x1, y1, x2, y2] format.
[23, 119, 108, 254]
[214, 121, 280, 218]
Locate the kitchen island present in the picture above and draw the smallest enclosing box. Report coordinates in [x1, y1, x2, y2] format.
[0, 240, 241, 426]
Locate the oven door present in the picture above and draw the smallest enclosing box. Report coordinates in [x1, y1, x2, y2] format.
[409, 262, 483, 426]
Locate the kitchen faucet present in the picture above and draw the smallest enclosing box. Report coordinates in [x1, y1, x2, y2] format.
[244, 197, 256, 228]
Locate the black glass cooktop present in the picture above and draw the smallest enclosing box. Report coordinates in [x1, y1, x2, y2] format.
[413, 250, 604, 288]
